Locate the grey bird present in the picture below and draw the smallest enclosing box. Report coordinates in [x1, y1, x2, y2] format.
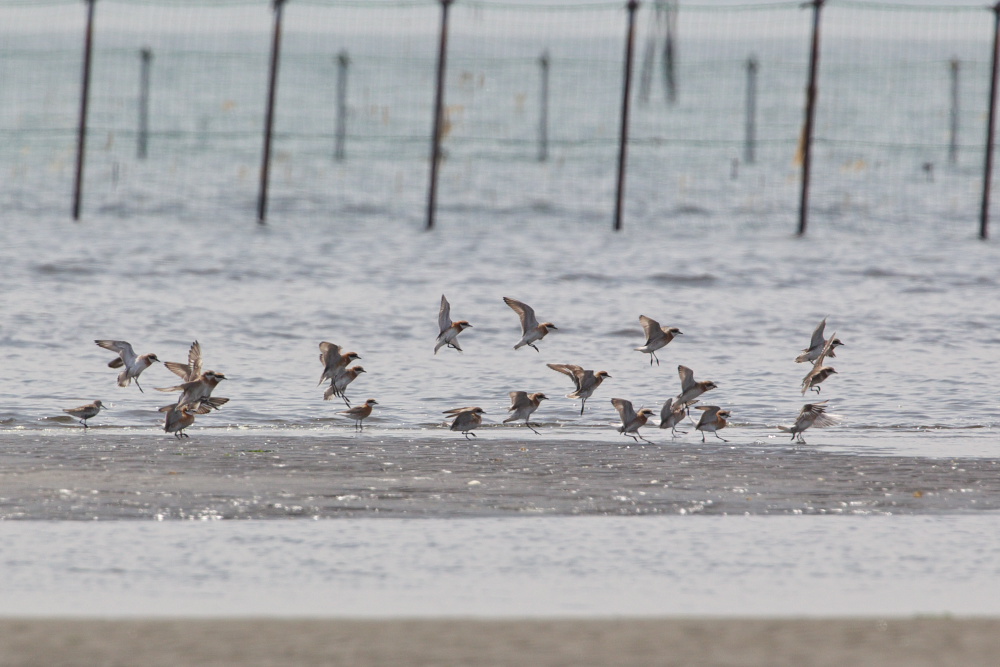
[634, 315, 682, 366]
[504, 297, 558, 352]
[444, 406, 486, 439]
[779, 400, 842, 444]
[801, 333, 839, 395]
[611, 398, 656, 444]
[547, 363, 611, 415]
[435, 294, 473, 354]
[675, 365, 717, 411]
[63, 400, 106, 428]
[795, 317, 844, 363]
[318, 342, 361, 386]
[658, 397, 692, 437]
[324, 366, 365, 406]
[503, 391, 548, 434]
[95, 340, 160, 392]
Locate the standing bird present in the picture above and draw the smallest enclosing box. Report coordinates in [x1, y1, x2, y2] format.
[156, 370, 229, 415]
[658, 397, 691, 437]
[675, 365, 717, 410]
[318, 342, 361, 386]
[95, 340, 160, 392]
[503, 391, 547, 434]
[547, 363, 611, 415]
[324, 366, 365, 406]
[779, 400, 841, 444]
[795, 317, 844, 363]
[163, 404, 196, 438]
[801, 334, 838, 395]
[63, 400, 106, 428]
[503, 297, 558, 352]
[610, 398, 656, 444]
[444, 406, 485, 439]
[435, 295, 473, 354]
[340, 398, 377, 431]
[634, 315, 682, 366]
[695, 406, 730, 443]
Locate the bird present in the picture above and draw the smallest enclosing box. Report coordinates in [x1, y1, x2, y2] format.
[635, 315, 682, 366]
[318, 342, 361, 386]
[801, 333, 839, 394]
[503, 297, 557, 352]
[94, 340, 160, 392]
[163, 404, 196, 438]
[795, 317, 844, 363]
[675, 365, 717, 411]
[779, 400, 841, 444]
[156, 370, 229, 415]
[444, 406, 485, 439]
[163, 340, 204, 382]
[503, 391, 547, 434]
[435, 294, 472, 354]
[63, 400, 106, 428]
[340, 398, 377, 431]
[694, 405, 730, 443]
[324, 366, 365, 406]
[547, 363, 611, 415]
[611, 398, 655, 444]
[658, 397, 691, 437]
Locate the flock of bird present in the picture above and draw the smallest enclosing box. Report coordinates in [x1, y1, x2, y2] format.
[63, 296, 844, 444]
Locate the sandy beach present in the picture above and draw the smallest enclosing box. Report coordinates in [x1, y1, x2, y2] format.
[0, 617, 996, 666]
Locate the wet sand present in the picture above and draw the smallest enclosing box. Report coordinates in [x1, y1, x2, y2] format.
[0, 432, 998, 518]
[0, 617, 997, 666]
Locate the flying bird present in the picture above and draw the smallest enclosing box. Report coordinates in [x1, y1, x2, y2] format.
[318, 342, 361, 386]
[634, 315, 682, 366]
[801, 333, 839, 394]
[503, 297, 557, 352]
[156, 370, 229, 415]
[796, 317, 844, 363]
[63, 400, 106, 428]
[675, 365, 717, 411]
[503, 391, 547, 434]
[94, 340, 160, 392]
[611, 398, 655, 444]
[164, 340, 204, 382]
[694, 405, 730, 443]
[340, 398, 377, 431]
[779, 400, 841, 443]
[658, 397, 691, 437]
[547, 363, 611, 415]
[435, 294, 472, 354]
[444, 406, 485, 439]
[324, 365, 365, 406]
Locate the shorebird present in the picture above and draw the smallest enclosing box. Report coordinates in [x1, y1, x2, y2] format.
[503, 297, 557, 352]
[340, 398, 377, 431]
[318, 342, 361, 386]
[635, 315, 682, 366]
[503, 391, 547, 434]
[444, 406, 485, 439]
[611, 398, 655, 444]
[163, 404, 196, 438]
[435, 294, 472, 354]
[675, 365, 717, 411]
[163, 340, 204, 382]
[63, 400, 106, 428]
[801, 334, 838, 394]
[95, 340, 159, 392]
[547, 363, 611, 415]
[658, 397, 691, 437]
[694, 405, 730, 443]
[324, 365, 365, 406]
[156, 370, 229, 415]
[795, 317, 844, 363]
[779, 400, 841, 444]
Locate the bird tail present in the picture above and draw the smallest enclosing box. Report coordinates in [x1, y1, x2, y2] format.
[117, 371, 131, 387]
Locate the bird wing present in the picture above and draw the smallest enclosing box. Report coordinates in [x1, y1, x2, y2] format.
[96, 339, 136, 366]
[809, 317, 828, 350]
[547, 363, 585, 391]
[164, 361, 193, 380]
[443, 406, 479, 415]
[438, 295, 452, 335]
[799, 400, 829, 419]
[813, 332, 838, 369]
[504, 297, 538, 334]
[508, 391, 529, 411]
[187, 341, 203, 379]
[610, 398, 637, 425]
[695, 405, 720, 427]
[659, 398, 676, 422]
[677, 365, 695, 392]
[319, 341, 342, 366]
[639, 315, 663, 346]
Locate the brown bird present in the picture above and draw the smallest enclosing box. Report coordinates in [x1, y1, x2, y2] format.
[611, 398, 655, 444]
[547, 363, 611, 415]
[634, 315, 682, 366]
[504, 297, 558, 352]
[444, 406, 485, 439]
[63, 400, 106, 428]
[695, 406, 731, 443]
[156, 370, 228, 415]
[801, 333, 839, 394]
[795, 317, 845, 363]
[435, 294, 473, 354]
[658, 397, 692, 437]
[503, 391, 547, 434]
[780, 400, 842, 443]
[163, 404, 196, 439]
[324, 366, 366, 406]
[340, 398, 377, 431]
[318, 342, 361, 386]
[675, 365, 717, 411]
[95, 340, 159, 392]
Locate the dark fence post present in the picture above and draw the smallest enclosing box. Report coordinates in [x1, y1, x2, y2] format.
[745, 56, 758, 165]
[72, 0, 97, 221]
[663, 0, 677, 105]
[426, 0, 453, 231]
[257, 0, 286, 226]
[614, 0, 640, 232]
[798, 0, 824, 237]
[138, 47, 152, 159]
[949, 58, 959, 165]
[981, 3, 1000, 240]
[539, 50, 549, 162]
[335, 50, 349, 161]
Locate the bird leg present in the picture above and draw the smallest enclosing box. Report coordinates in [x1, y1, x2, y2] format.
[525, 421, 541, 435]
[135, 379, 145, 393]
[650, 351, 660, 367]
[463, 431, 477, 440]
[713, 432, 729, 443]
[579, 398, 586, 416]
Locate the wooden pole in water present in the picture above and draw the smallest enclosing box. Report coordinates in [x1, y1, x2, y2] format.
[614, 0, 640, 232]
[335, 50, 349, 161]
[72, 0, 96, 221]
[426, 0, 453, 231]
[949, 58, 959, 166]
[798, 0, 824, 237]
[138, 47, 152, 160]
[257, 0, 286, 226]
[745, 56, 758, 165]
[539, 50, 549, 162]
[980, 3, 1000, 240]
